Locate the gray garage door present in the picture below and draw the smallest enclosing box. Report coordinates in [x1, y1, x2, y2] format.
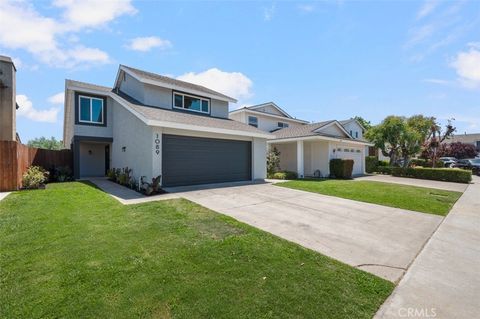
[162, 134, 252, 187]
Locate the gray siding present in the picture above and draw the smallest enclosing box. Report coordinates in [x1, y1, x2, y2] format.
[210, 99, 229, 118]
[119, 72, 145, 103]
[143, 83, 172, 109]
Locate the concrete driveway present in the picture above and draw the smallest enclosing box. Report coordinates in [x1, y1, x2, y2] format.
[167, 182, 443, 282]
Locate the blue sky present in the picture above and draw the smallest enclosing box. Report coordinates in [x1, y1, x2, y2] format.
[1, 0, 479, 142]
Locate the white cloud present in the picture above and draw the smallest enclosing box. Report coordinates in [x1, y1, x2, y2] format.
[263, 4, 275, 21]
[417, 0, 439, 20]
[16, 95, 59, 123]
[53, 0, 137, 30]
[177, 68, 253, 102]
[0, 0, 134, 68]
[298, 4, 315, 13]
[423, 78, 450, 85]
[48, 92, 65, 104]
[127, 36, 172, 52]
[451, 47, 480, 88]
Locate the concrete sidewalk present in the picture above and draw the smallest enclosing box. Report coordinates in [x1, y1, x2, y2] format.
[356, 174, 468, 193]
[0, 192, 10, 202]
[375, 176, 480, 318]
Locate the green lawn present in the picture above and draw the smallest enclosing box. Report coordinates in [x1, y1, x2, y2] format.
[277, 180, 462, 216]
[0, 182, 393, 319]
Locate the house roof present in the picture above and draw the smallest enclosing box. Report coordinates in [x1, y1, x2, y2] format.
[112, 91, 271, 138]
[117, 65, 237, 103]
[339, 118, 367, 131]
[272, 120, 370, 144]
[246, 102, 293, 118]
[448, 133, 480, 143]
[66, 79, 112, 93]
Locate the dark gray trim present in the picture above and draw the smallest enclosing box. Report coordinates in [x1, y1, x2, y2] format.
[72, 135, 113, 179]
[74, 92, 108, 127]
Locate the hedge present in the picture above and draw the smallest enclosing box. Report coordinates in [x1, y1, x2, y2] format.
[409, 158, 443, 168]
[376, 166, 394, 175]
[391, 167, 471, 184]
[365, 156, 378, 173]
[330, 159, 354, 179]
[271, 171, 298, 180]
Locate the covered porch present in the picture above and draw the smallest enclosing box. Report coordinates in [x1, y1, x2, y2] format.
[269, 136, 368, 178]
[73, 136, 113, 179]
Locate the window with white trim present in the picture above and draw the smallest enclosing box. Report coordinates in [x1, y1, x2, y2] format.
[173, 92, 209, 114]
[278, 122, 289, 128]
[79, 95, 104, 124]
[248, 116, 258, 128]
[355, 131, 358, 138]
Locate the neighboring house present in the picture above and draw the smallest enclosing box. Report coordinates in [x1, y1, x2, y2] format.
[63, 65, 271, 186]
[229, 104, 372, 177]
[0, 56, 17, 142]
[229, 102, 309, 132]
[447, 133, 480, 151]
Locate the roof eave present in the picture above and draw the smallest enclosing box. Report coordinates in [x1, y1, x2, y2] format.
[120, 65, 237, 103]
[229, 108, 310, 124]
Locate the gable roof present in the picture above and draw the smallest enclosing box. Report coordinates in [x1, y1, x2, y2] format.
[339, 118, 366, 132]
[115, 65, 237, 103]
[246, 102, 292, 118]
[64, 79, 271, 140]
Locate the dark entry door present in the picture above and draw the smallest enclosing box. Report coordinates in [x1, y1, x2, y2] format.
[162, 134, 252, 187]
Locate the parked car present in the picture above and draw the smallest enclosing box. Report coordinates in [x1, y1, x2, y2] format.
[439, 157, 457, 168]
[453, 158, 480, 175]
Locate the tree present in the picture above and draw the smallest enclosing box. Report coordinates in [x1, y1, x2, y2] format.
[266, 147, 281, 176]
[423, 120, 456, 167]
[398, 115, 436, 167]
[366, 115, 435, 167]
[423, 142, 478, 159]
[354, 116, 372, 132]
[27, 136, 63, 150]
[365, 116, 405, 165]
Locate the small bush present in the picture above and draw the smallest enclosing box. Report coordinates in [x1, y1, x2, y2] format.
[391, 167, 471, 184]
[53, 166, 73, 182]
[366, 156, 378, 173]
[272, 171, 298, 180]
[330, 159, 354, 179]
[376, 166, 394, 175]
[410, 159, 443, 168]
[377, 160, 390, 167]
[22, 166, 49, 189]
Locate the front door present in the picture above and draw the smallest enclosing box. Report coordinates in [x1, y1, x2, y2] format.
[105, 145, 110, 174]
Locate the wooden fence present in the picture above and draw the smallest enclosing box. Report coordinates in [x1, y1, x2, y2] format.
[0, 141, 73, 191]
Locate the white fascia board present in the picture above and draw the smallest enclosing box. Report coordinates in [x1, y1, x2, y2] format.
[229, 108, 309, 124]
[120, 66, 237, 103]
[146, 119, 273, 139]
[268, 135, 373, 146]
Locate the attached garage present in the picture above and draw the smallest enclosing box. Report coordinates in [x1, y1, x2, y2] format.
[336, 146, 364, 175]
[162, 134, 252, 187]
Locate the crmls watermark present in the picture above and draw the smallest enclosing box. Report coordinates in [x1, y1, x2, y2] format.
[398, 307, 437, 318]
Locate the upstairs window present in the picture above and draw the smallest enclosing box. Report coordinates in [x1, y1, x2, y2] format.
[278, 122, 289, 128]
[355, 131, 359, 138]
[173, 92, 209, 114]
[248, 116, 258, 128]
[79, 95, 104, 124]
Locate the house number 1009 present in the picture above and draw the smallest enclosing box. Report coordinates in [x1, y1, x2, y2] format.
[154, 133, 160, 155]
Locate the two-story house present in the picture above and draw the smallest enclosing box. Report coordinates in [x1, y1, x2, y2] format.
[63, 65, 271, 186]
[229, 103, 371, 177]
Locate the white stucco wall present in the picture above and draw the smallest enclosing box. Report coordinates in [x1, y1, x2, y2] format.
[342, 121, 363, 139]
[111, 100, 153, 182]
[273, 142, 297, 172]
[230, 110, 305, 133]
[304, 141, 330, 177]
[252, 138, 267, 180]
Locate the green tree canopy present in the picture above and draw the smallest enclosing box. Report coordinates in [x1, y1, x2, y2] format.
[27, 136, 63, 150]
[354, 116, 372, 132]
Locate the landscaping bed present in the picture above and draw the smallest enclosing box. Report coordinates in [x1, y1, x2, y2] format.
[0, 182, 393, 318]
[277, 180, 462, 216]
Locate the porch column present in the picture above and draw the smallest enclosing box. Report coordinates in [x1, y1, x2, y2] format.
[297, 140, 304, 178]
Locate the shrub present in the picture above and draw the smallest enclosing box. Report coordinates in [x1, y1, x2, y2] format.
[53, 166, 73, 182]
[376, 166, 394, 175]
[378, 160, 389, 167]
[22, 166, 49, 189]
[329, 159, 354, 179]
[409, 159, 443, 168]
[391, 167, 471, 184]
[365, 156, 378, 173]
[267, 147, 281, 176]
[272, 171, 298, 180]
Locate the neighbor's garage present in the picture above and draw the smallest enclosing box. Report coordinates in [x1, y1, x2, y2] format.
[162, 134, 252, 187]
[336, 146, 364, 175]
